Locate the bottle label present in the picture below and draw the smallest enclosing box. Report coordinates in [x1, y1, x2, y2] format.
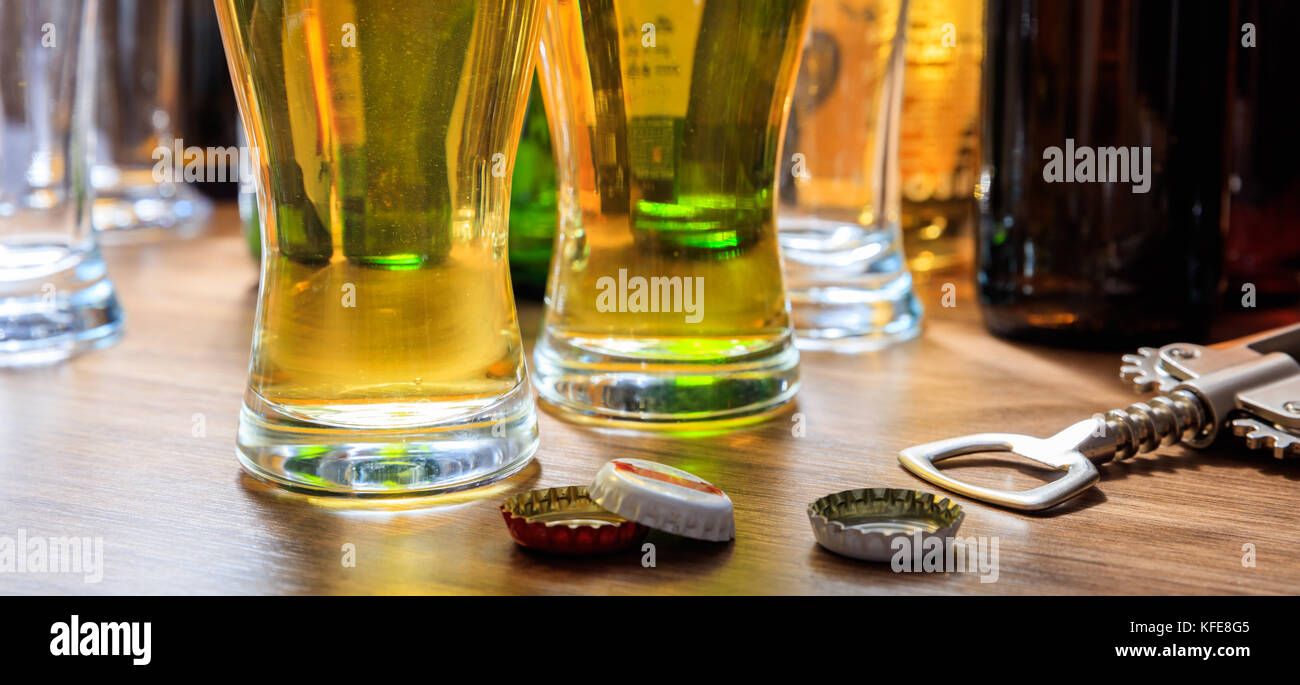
[618, 0, 703, 118]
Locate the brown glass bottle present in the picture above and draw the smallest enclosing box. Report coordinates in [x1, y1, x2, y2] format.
[978, 0, 1231, 347]
[1225, 0, 1300, 309]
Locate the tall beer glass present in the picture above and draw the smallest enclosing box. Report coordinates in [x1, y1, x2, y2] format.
[216, 0, 543, 495]
[533, 0, 809, 426]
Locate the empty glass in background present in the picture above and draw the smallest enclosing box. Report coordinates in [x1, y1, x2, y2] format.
[217, 0, 543, 495]
[777, 0, 922, 351]
[0, 0, 125, 367]
[532, 0, 809, 426]
[92, 0, 212, 243]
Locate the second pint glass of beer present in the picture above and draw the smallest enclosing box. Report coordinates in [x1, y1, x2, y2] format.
[533, 0, 809, 425]
[216, 0, 544, 494]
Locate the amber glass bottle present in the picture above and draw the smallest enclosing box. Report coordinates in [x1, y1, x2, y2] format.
[978, 0, 1230, 347]
[899, 0, 983, 273]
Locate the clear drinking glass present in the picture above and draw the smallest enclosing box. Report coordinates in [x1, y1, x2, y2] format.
[533, 0, 809, 426]
[1, 0, 125, 367]
[92, 0, 212, 242]
[777, 0, 922, 351]
[216, 0, 544, 495]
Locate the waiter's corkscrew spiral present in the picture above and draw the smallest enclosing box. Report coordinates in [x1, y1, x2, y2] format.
[1102, 389, 1207, 461]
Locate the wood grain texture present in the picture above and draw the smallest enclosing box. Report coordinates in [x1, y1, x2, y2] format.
[2, 205, 1297, 595]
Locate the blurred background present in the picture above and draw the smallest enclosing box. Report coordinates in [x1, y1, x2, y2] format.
[162, 0, 1300, 347]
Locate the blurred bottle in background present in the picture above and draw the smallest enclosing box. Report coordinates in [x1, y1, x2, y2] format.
[978, 0, 1230, 347]
[1225, 0, 1300, 311]
[178, 0, 254, 260]
[898, 0, 983, 273]
[508, 76, 556, 299]
[92, 0, 213, 243]
[181, 0, 241, 202]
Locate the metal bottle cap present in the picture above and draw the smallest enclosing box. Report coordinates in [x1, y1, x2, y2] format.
[808, 488, 964, 562]
[501, 486, 648, 555]
[588, 458, 735, 542]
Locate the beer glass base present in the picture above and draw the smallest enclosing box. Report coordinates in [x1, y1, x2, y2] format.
[92, 168, 213, 244]
[787, 276, 923, 352]
[0, 247, 125, 367]
[531, 330, 800, 427]
[235, 381, 539, 496]
[780, 217, 923, 352]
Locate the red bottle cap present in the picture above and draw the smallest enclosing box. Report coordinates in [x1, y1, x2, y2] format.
[500, 486, 648, 555]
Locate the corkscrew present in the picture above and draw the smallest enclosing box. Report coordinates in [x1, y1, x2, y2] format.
[898, 322, 1300, 511]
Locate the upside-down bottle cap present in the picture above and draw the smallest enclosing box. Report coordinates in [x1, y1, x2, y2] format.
[807, 488, 964, 562]
[587, 458, 734, 542]
[501, 486, 648, 555]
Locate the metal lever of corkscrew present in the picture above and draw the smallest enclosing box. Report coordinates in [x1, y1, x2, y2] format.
[898, 323, 1300, 511]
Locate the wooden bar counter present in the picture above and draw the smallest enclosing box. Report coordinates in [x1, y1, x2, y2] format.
[2, 206, 1297, 595]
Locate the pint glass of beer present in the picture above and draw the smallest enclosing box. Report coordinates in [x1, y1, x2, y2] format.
[216, 1, 543, 494]
[533, 0, 809, 425]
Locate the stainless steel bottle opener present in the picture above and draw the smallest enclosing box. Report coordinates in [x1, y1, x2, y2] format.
[898, 322, 1300, 511]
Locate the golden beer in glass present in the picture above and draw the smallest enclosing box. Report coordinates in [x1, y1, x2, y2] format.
[216, 0, 543, 494]
[532, 0, 809, 425]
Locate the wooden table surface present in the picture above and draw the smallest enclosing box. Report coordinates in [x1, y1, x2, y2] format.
[3, 205, 1298, 595]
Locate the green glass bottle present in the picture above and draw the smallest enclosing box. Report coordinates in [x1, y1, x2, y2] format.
[508, 76, 557, 298]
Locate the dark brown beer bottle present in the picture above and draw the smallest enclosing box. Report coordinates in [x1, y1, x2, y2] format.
[978, 0, 1231, 347]
[1225, 0, 1300, 310]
